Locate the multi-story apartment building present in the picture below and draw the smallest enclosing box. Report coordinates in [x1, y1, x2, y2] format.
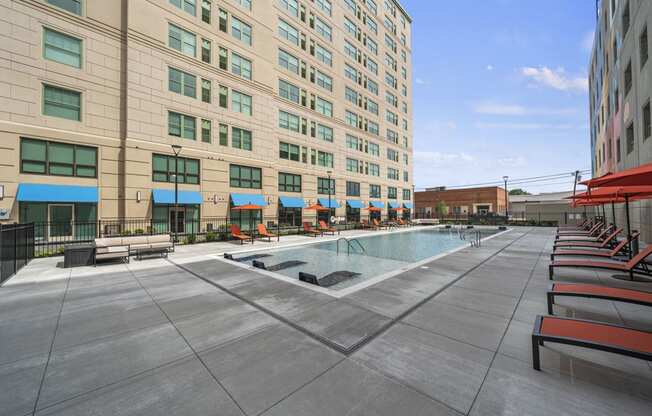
[0, 0, 413, 236]
[588, 0, 650, 241]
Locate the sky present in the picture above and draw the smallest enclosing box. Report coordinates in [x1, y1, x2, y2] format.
[402, 0, 597, 194]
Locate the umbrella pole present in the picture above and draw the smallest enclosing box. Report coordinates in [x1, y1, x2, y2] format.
[625, 195, 632, 261]
[611, 201, 616, 229]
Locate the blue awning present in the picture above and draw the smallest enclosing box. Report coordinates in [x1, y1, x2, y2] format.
[152, 189, 203, 205]
[279, 196, 305, 208]
[388, 202, 401, 209]
[17, 183, 98, 203]
[403, 202, 413, 209]
[369, 201, 385, 208]
[346, 200, 364, 209]
[231, 193, 267, 207]
[318, 198, 341, 209]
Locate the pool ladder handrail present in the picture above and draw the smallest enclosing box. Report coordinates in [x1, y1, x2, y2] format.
[336, 237, 366, 255]
[465, 230, 482, 247]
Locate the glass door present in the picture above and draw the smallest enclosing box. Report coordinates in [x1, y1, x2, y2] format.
[170, 208, 185, 234]
[49, 204, 73, 239]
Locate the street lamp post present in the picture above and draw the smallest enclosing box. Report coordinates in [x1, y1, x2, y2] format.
[327, 170, 333, 225]
[502, 175, 509, 221]
[171, 144, 182, 243]
[412, 184, 415, 221]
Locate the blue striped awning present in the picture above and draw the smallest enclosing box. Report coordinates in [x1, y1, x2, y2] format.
[152, 189, 203, 205]
[369, 201, 385, 209]
[318, 198, 341, 209]
[346, 200, 364, 209]
[231, 193, 267, 207]
[279, 196, 305, 208]
[388, 202, 401, 209]
[403, 202, 413, 209]
[17, 183, 98, 203]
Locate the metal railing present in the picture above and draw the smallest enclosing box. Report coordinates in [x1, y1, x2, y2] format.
[1, 223, 34, 284]
[336, 237, 366, 255]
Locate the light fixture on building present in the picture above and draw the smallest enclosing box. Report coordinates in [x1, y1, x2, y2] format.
[136, 191, 141, 203]
[213, 194, 218, 204]
[0, 184, 4, 200]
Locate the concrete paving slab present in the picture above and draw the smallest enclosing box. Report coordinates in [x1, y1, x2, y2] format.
[433, 286, 520, 318]
[291, 300, 391, 351]
[261, 359, 462, 416]
[0, 354, 47, 416]
[0, 313, 58, 365]
[38, 323, 192, 409]
[200, 323, 343, 416]
[36, 356, 244, 416]
[353, 323, 493, 414]
[469, 354, 652, 416]
[453, 272, 528, 298]
[404, 302, 509, 351]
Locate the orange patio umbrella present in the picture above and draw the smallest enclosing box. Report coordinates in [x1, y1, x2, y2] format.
[581, 163, 652, 189]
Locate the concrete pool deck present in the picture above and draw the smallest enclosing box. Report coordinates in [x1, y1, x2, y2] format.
[1, 227, 651, 415]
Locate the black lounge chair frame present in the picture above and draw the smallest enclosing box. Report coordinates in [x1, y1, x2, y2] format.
[546, 283, 652, 315]
[531, 315, 652, 371]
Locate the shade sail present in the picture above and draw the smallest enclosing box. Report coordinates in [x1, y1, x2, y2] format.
[583, 163, 652, 188]
[346, 200, 364, 209]
[17, 183, 99, 203]
[279, 196, 305, 208]
[231, 193, 267, 208]
[152, 189, 203, 205]
[317, 198, 341, 209]
[403, 202, 413, 209]
[369, 201, 385, 208]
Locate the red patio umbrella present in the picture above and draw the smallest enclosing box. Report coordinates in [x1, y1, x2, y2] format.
[582, 163, 652, 189]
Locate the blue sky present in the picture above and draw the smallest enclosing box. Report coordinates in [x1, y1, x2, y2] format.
[403, 0, 596, 193]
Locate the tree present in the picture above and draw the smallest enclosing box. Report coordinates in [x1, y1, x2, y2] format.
[509, 188, 530, 195]
[435, 201, 448, 217]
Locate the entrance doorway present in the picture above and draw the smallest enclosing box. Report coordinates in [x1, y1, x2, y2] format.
[170, 208, 185, 234]
[49, 204, 73, 239]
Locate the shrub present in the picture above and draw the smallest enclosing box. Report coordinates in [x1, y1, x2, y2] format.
[205, 232, 217, 242]
[134, 228, 144, 235]
[184, 234, 197, 245]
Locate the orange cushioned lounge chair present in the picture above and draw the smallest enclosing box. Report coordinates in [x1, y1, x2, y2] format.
[318, 220, 339, 236]
[550, 235, 635, 261]
[230, 224, 253, 244]
[303, 222, 322, 237]
[549, 244, 652, 280]
[555, 222, 604, 238]
[555, 224, 612, 241]
[553, 228, 623, 250]
[531, 315, 652, 371]
[546, 282, 652, 315]
[257, 224, 277, 242]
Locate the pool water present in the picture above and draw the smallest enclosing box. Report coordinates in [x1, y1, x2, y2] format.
[231, 227, 500, 291]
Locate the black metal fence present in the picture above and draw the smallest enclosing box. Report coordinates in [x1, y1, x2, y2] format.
[1, 223, 35, 284]
[414, 211, 591, 227]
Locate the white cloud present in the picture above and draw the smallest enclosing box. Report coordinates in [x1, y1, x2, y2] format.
[414, 151, 474, 165]
[486, 65, 494, 71]
[496, 156, 527, 168]
[581, 30, 595, 53]
[475, 122, 578, 130]
[472, 101, 578, 116]
[415, 77, 429, 85]
[520, 66, 588, 92]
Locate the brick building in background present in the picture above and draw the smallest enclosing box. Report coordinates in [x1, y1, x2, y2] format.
[414, 186, 507, 218]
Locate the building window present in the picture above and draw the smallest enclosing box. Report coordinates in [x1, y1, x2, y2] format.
[21, 138, 97, 178]
[315, 97, 332, 117]
[626, 122, 634, 154]
[388, 187, 397, 199]
[403, 189, 411, 200]
[201, 79, 211, 103]
[641, 26, 649, 69]
[231, 17, 252, 46]
[278, 49, 299, 74]
[346, 158, 359, 173]
[201, 0, 211, 23]
[317, 151, 333, 168]
[168, 111, 196, 140]
[47, 0, 81, 15]
[315, 17, 332, 41]
[643, 101, 651, 140]
[219, 9, 228, 32]
[169, 67, 196, 98]
[346, 181, 360, 196]
[317, 177, 335, 194]
[279, 19, 299, 45]
[387, 167, 399, 180]
[231, 90, 252, 115]
[316, 124, 333, 142]
[229, 164, 261, 189]
[153, 153, 199, 184]
[219, 85, 228, 108]
[315, 71, 333, 92]
[232, 127, 252, 150]
[219, 123, 228, 146]
[231, 53, 252, 80]
[219, 47, 228, 70]
[279, 110, 300, 132]
[280, 0, 298, 17]
[279, 79, 300, 103]
[201, 119, 211, 142]
[369, 184, 381, 198]
[169, 24, 196, 57]
[315, 44, 332, 66]
[369, 163, 380, 176]
[201, 38, 211, 63]
[616, 138, 621, 162]
[43, 28, 82, 68]
[315, 0, 331, 15]
[170, 0, 196, 15]
[43, 84, 81, 121]
[279, 141, 300, 161]
[279, 172, 301, 192]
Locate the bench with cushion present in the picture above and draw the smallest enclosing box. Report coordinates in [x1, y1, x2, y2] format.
[94, 238, 130, 265]
[125, 234, 174, 259]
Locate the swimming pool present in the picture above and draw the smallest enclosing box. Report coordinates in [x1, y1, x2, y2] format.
[225, 227, 503, 293]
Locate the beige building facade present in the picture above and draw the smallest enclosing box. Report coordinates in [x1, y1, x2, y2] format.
[0, 0, 413, 233]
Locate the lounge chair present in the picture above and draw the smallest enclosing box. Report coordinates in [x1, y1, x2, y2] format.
[550, 236, 632, 261]
[318, 220, 339, 235]
[546, 283, 652, 314]
[555, 225, 615, 243]
[230, 224, 254, 244]
[549, 244, 652, 280]
[557, 219, 590, 231]
[373, 219, 387, 230]
[302, 222, 322, 237]
[531, 315, 652, 371]
[257, 224, 277, 242]
[397, 218, 411, 227]
[553, 228, 624, 249]
[359, 220, 374, 229]
[555, 222, 604, 238]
